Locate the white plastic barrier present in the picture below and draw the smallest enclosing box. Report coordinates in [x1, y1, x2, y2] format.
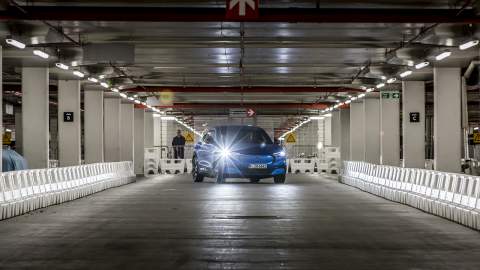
[342, 161, 480, 230]
[160, 159, 186, 174]
[185, 159, 193, 173]
[144, 148, 161, 176]
[290, 159, 315, 173]
[0, 162, 135, 221]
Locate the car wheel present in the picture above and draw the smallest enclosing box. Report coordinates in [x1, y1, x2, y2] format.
[274, 174, 286, 184]
[250, 178, 260, 183]
[192, 158, 204, 183]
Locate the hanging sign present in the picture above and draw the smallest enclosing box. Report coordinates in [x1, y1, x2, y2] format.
[226, 0, 259, 19]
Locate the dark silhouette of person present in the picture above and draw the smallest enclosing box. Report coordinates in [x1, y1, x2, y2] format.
[172, 130, 186, 159]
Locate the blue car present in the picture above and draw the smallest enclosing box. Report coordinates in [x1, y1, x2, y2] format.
[192, 125, 287, 184]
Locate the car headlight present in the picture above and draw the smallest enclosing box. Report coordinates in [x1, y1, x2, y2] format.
[219, 147, 231, 159]
[273, 151, 286, 158]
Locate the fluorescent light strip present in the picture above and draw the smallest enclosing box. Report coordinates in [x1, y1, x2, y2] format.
[376, 83, 385, 89]
[459, 40, 479, 50]
[399, 70, 412, 78]
[88, 77, 98, 83]
[415, 61, 429, 69]
[55, 63, 69, 70]
[134, 100, 141, 104]
[435, 51, 451, 61]
[119, 93, 127, 98]
[366, 88, 375, 93]
[100, 82, 109, 88]
[72, 71, 85, 78]
[6, 38, 26, 49]
[111, 88, 119, 93]
[33, 50, 49, 59]
[387, 78, 397, 84]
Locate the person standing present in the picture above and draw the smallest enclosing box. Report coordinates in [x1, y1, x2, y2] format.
[172, 130, 186, 159]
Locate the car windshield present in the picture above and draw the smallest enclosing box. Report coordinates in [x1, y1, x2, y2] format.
[217, 126, 273, 145]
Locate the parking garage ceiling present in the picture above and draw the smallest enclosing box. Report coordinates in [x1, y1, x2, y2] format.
[0, 0, 479, 124]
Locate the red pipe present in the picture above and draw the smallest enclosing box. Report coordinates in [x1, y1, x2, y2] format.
[1, 6, 478, 23]
[126, 86, 361, 93]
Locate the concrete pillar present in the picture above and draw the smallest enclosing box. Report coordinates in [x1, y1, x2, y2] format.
[324, 116, 332, 146]
[14, 110, 22, 155]
[22, 67, 49, 169]
[120, 103, 134, 162]
[144, 112, 155, 148]
[104, 98, 121, 162]
[350, 102, 364, 161]
[364, 98, 381, 164]
[434, 67, 462, 173]
[340, 108, 350, 162]
[402, 81, 425, 169]
[57, 80, 81, 167]
[380, 91, 400, 166]
[134, 109, 145, 175]
[331, 111, 341, 147]
[84, 89, 104, 164]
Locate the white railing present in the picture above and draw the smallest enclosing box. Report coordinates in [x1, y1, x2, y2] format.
[0, 161, 135, 221]
[342, 161, 480, 230]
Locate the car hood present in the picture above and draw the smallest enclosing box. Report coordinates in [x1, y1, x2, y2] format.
[231, 144, 283, 155]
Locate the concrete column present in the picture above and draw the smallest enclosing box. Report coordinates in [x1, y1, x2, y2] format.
[14, 110, 22, 155]
[154, 116, 161, 146]
[340, 108, 350, 163]
[22, 67, 49, 169]
[120, 103, 134, 162]
[84, 89, 104, 164]
[57, 80, 81, 167]
[434, 68, 462, 173]
[402, 81, 425, 169]
[144, 112, 155, 148]
[380, 91, 400, 166]
[134, 109, 145, 175]
[364, 98, 381, 164]
[324, 116, 332, 146]
[331, 111, 341, 147]
[104, 98, 121, 162]
[350, 102, 364, 161]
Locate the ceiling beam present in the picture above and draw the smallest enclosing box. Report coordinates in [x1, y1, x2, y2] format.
[154, 103, 328, 110]
[125, 86, 361, 93]
[1, 6, 479, 23]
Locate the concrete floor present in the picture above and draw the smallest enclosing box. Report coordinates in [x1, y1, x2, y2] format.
[1, 174, 480, 270]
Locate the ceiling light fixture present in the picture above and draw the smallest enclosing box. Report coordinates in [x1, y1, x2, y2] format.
[415, 61, 430, 69]
[345, 100, 352, 104]
[6, 38, 26, 49]
[459, 40, 479, 50]
[376, 83, 385, 89]
[399, 70, 413, 78]
[88, 77, 98, 83]
[387, 78, 397, 84]
[55, 63, 69, 70]
[111, 88, 119, 93]
[33, 50, 49, 59]
[100, 82, 109, 88]
[435, 51, 451, 61]
[128, 96, 134, 101]
[134, 100, 141, 104]
[358, 93, 366, 98]
[366, 88, 375, 92]
[72, 71, 85, 78]
[119, 93, 127, 98]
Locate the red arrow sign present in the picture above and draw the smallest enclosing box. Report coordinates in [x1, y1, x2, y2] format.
[246, 108, 256, 117]
[226, 0, 259, 19]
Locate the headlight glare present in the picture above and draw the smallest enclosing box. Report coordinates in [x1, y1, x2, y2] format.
[274, 151, 286, 158]
[219, 148, 231, 159]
